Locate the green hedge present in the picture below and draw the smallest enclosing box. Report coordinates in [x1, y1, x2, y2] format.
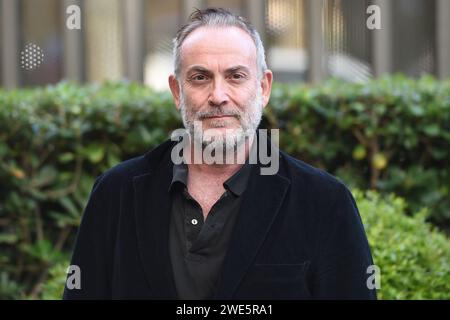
[354, 190, 449, 299]
[0, 77, 449, 299]
[0, 82, 181, 299]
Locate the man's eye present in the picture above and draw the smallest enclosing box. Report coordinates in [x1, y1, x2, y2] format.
[192, 74, 207, 81]
[231, 73, 245, 80]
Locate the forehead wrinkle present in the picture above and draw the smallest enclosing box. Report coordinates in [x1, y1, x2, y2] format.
[179, 26, 257, 74]
[186, 64, 251, 74]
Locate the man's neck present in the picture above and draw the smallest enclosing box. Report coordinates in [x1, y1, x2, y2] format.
[185, 134, 255, 181]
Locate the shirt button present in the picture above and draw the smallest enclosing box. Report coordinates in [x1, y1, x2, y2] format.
[191, 219, 198, 225]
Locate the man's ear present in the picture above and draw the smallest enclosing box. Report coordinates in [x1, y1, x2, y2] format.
[260, 70, 273, 108]
[169, 74, 181, 110]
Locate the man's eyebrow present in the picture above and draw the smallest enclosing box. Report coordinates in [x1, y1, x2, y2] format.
[225, 65, 251, 74]
[186, 66, 212, 75]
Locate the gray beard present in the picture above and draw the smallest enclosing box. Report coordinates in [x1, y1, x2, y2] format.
[179, 88, 263, 153]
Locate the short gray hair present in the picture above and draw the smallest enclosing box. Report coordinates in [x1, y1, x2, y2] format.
[173, 8, 267, 80]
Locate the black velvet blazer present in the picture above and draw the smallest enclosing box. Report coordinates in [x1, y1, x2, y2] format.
[63, 136, 376, 300]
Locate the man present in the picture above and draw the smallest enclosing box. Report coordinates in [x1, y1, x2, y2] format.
[64, 8, 376, 300]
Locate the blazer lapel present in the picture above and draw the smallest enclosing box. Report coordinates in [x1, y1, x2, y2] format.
[133, 142, 178, 299]
[214, 137, 291, 299]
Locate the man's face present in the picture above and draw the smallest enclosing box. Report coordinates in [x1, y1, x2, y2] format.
[169, 26, 272, 150]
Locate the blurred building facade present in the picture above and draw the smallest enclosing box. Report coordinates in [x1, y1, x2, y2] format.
[1, 0, 450, 90]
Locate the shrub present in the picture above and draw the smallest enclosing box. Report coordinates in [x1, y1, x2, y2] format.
[354, 190, 450, 299]
[0, 81, 180, 299]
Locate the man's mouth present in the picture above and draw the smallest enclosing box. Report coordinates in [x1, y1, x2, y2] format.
[205, 115, 234, 119]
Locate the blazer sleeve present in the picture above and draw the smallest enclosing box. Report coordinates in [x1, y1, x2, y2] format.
[312, 183, 377, 299]
[63, 174, 111, 299]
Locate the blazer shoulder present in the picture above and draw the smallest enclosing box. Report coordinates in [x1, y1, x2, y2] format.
[280, 151, 359, 228]
[280, 151, 350, 201]
[92, 139, 174, 195]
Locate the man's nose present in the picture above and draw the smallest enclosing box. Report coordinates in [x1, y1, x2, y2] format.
[208, 79, 230, 107]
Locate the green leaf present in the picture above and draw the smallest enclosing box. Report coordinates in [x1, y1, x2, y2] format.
[423, 124, 440, 137]
[83, 144, 105, 163]
[0, 233, 18, 244]
[30, 165, 57, 188]
[58, 197, 79, 218]
[58, 152, 75, 163]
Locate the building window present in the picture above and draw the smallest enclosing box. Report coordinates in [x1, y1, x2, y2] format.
[392, 0, 436, 77]
[323, 0, 373, 82]
[19, 0, 64, 86]
[265, 0, 307, 82]
[144, 0, 182, 91]
[84, 0, 123, 82]
[207, 0, 244, 13]
[0, 3, 3, 83]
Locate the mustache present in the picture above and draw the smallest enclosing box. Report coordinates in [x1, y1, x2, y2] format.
[196, 109, 241, 120]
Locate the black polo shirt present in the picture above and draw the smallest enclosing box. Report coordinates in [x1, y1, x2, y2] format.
[168, 159, 253, 300]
